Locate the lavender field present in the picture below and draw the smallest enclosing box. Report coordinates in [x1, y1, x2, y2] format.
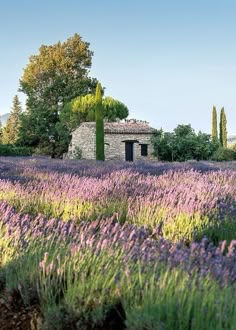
[0, 157, 236, 329]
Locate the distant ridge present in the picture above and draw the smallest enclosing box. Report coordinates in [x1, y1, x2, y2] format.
[227, 134, 236, 145]
[0, 113, 10, 125]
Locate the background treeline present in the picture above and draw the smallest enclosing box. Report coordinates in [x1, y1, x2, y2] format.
[0, 33, 236, 161]
[0, 34, 129, 158]
[151, 106, 236, 162]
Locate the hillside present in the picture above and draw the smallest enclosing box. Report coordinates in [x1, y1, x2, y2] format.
[228, 134, 236, 145]
[0, 113, 10, 125]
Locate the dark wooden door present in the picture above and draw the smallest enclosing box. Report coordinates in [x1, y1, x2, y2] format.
[125, 142, 133, 161]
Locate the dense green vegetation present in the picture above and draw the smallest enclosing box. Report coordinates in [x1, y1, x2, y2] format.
[0, 144, 32, 156]
[152, 124, 220, 161]
[219, 107, 227, 148]
[12, 34, 129, 158]
[2, 95, 22, 144]
[95, 83, 105, 161]
[0, 33, 234, 161]
[211, 105, 218, 139]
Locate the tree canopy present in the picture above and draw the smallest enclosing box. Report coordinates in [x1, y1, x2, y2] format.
[54, 93, 129, 158]
[152, 124, 220, 161]
[20, 33, 97, 105]
[70, 94, 129, 122]
[18, 34, 98, 156]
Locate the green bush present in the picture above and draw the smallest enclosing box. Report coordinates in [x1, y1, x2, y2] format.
[74, 146, 82, 159]
[0, 144, 32, 156]
[211, 147, 236, 161]
[151, 125, 220, 162]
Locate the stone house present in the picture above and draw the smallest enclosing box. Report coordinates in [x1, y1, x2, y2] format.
[68, 120, 156, 161]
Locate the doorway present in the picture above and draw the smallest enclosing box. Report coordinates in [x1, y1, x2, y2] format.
[125, 142, 134, 161]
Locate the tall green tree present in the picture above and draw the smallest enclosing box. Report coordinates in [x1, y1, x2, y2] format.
[2, 95, 22, 144]
[18, 33, 97, 156]
[0, 117, 2, 144]
[211, 105, 218, 139]
[95, 83, 104, 161]
[219, 107, 227, 148]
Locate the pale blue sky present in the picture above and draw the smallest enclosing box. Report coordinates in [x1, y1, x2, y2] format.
[1, 0, 236, 133]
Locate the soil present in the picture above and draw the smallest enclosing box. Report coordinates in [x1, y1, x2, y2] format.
[0, 289, 42, 330]
[0, 283, 126, 330]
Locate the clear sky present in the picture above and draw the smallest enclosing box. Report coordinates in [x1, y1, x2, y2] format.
[1, 0, 236, 133]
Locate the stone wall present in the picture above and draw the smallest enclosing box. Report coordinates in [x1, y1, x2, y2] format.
[71, 125, 96, 159]
[105, 133, 154, 161]
[70, 125, 154, 161]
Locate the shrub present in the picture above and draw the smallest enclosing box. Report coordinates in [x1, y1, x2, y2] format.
[211, 147, 236, 161]
[74, 146, 82, 159]
[0, 144, 32, 156]
[151, 125, 220, 162]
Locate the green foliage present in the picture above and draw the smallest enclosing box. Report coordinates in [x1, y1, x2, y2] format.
[18, 34, 98, 157]
[1, 237, 236, 330]
[211, 146, 236, 161]
[0, 144, 32, 156]
[54, 94, 129, 158]
[2, 95, 22, 144]
[151, 124, 220, 161]
[219, 107, 227, 148]
[74, 146, 82, 159]
[211, 105, 218, 139]
[151, 129, 176, 161]
[70, 94, 129, 122]
[95, 83, 105, 161]
[20, 33, 97, 105]
[0, 117, 2, 144]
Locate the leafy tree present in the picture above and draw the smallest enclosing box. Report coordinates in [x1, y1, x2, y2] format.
[95, 83, 104, 161]
[211, 105, 218, 139]
[152, 129, 176, 161]
[2, 95, 22, 144]
[54, 94, 129, 157]
[173, 125, 197, 161]
[219, 107, 227, 148]
[18, 33, 97, 156]
[194, 131, 219, 160]
[20, 33, 97, 105]
[211, 147, 236, 161]
[152, 124, 220, 161]
[70, 94, 129, 122]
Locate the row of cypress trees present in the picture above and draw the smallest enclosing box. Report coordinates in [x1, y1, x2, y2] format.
[211, 106, 227, 148]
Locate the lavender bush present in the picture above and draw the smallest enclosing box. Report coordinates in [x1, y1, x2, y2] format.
[0, 157, 236, 243]
[0, 157, 236, 329]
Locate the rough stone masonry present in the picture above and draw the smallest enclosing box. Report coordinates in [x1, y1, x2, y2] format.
[68, 120, 156, 161]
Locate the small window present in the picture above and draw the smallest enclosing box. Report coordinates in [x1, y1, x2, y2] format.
[141, 144, 148, 156]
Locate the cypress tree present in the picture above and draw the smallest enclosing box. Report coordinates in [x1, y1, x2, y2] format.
[219, 107, 227, 148]
[0, 117, 2, 144]
[95, 83, 104, 160]
[211, 105, 218, 139]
